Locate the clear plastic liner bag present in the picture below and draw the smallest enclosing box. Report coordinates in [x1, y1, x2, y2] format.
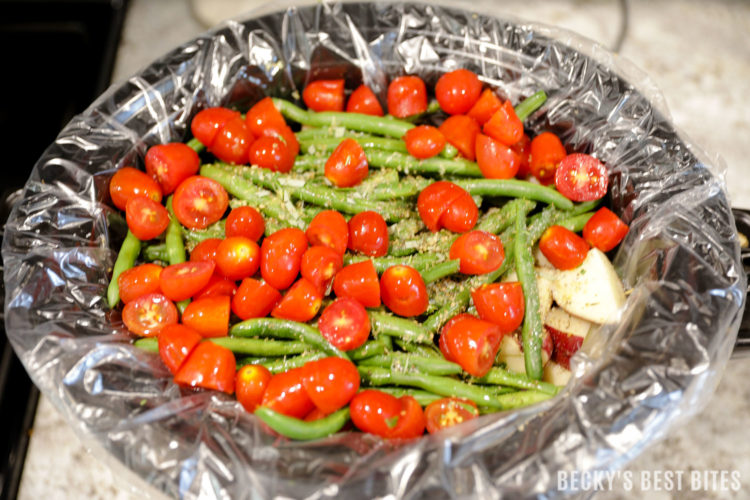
[2, 1, 745, 498]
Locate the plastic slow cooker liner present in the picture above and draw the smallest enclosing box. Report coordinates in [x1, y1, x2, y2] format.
[2, 1, 745, 498]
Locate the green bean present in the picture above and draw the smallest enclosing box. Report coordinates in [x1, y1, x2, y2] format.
[107, 230, 141, 308]
[142, 243, 168, 262]
[293, 154, 326, 173]
[164, 197, 190, 312]
[476, 199, 537, 234]
[495, 390, 555, 409]
[133, 337, 158, 353]
[514, 90, 547, 122]
[474, 367, 559, 395]
[343, 253, 442, 273]
[259, 352, 327, 374]
[514, 210, 543, 380]
[421, 259, 460, 284]
[209, 337, 309, 357]
[423, 287, 471, 333]
[254, 406, 350, 441]
[454, 178, 573, 210]
[569, 199, 602, 216]
[359, 353, 463, 376]
[393, 339, 442, 358]
[230, 318, 349, 360]
[557, 212, 595, 233]
[369, 311, 433, 344]
[186, 137, 205, 153]
[366, 149, 482, 177]
[348, 339, 388, 361]
[298, 135, 408, 155]
[374, 387, 443, 406]
[236, 356, 277, 368]
[183, 220, 225, 247]
[291, 184, 410, 223]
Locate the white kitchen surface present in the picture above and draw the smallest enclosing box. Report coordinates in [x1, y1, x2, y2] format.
[17, 1, 750, 499]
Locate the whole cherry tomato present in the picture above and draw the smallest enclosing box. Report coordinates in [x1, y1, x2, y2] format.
[172, 175, 229, 230]
[245, 97, 287, 137]
[332, 260, 381, 308]
[554, 153, 609, 202]
[424, 398, 479, 434]
[125, 196, 170, 241]
[249, 136, 295, 173]
[387, 75, 427, 118]
[471, 282, 525, 333]
[235, 364, 272, 412]
[181, 295, 231, 338]
[193, 274, 238, 300]
[159, 260, 215, 302]
[403, 125, 446, 159]
[349, 390, 425, 439]
[261, 367, 315, 418]
[416, 181, 467, 232]
[174, 341, 235, 394]
[145, 143, 200, 195]
[380, 265, 428, 317]
[190, 107, 241, 148]
[231, 278, 282, 320]
[324, 138, 369, 187]
[109, 166, 163, 211]
[539, 225, 589, 270]
[529, 132, 566, 185]
[317, 297, 370, 351]
[225, 206, 265, 241]
[346, 84, 384, 116]
[440, 313, 503, 377]
[483, 101, 523, 146]
[190, 238, 222, 264]
[582, 207, 629, 252]
[301, 357, 360, 414]
[157, 324, 202, 374]
[211, 115, 254, 165]
[118, 263, 163, 304]
[348, 211, 388, 257]
[475, 133, 521, 179]
[467, 88, 502, 126]
[435, 69, 482, 115]
[122, 293, 178, 337]
[449, 230, 505, 275]
[271, 278, 323, 322]
[303, 79, 345, 112]
[439, 115, 480, 161]
[306, 210, 349, 256]
[260, 228, 308, 290]
[300, 245, 343, 293]
[214, 236, 260, 281]
[511, 133, 532, 178]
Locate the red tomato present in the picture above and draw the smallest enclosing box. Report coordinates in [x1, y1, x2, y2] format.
[483, 101, 523, 146]
[449, 230, 505, 275]
[348, 211, 388, 257]
[439, 115, 480, 161]
[475, 133, 521, 179]
[303, 408, 329, 422]
[157, 324, 202, 374]
[174, 341, 235, 394]
[193, 274, 238, 300]
[380, 265, 428, 317]
[125, 196, 170, 241]
[109, 166, 163, 211]
[260, 124, 300, 158]
[271, 278, 323, 322]
[346, 84, 383, 116]
[306, 210, 349, 256]
[317, 297, 370, 351]
[249, 136, 295, 173]
[245, 97, 287, 137]
[232, 278, 282, 320]
[235, 364, 272, 412]
[211, 116, 254, 165]
[225, 206, 265, 241]
[300, 245, 343, 293]
[416, 181, 467, 232]
[182, 295, 231, 338]
[387, 75, 427, 118]
[511, 134, 532, 178]
[539, 225, 589, 270]
[118, 263, 163, 304]
[214, 236, 260, 281]
[303, 79, 345, 112]
[191, 107, 241, 148]
[332, 260, 380, 308]
[122, 293, 178, 337]
[301, 357, 360, 414]
[440, 313, 502, 377]
[145, 143, 200, 195]
[424, 398, 479, 434]
[554, 153, 609, 202]
[435, 69, 482, 115]
[471, 282, 525, 333]
[583, 207, 629, 252]
[190, 238, 222, 263]
[350, 390, 425, 439]
[529, 132, 566, 185]
[260, 228, 308, 290]
[403, 125, 446, 159]
[467, 88, 502, 126]
[324, 138, 369, 188]
[172, 176, 229, 230]
[440, 190, 478, 233]
[159, 260, 215, 302]
[261, 367, 315, 418]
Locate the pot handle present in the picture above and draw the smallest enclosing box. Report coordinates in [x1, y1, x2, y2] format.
[731, 208, 750, 357]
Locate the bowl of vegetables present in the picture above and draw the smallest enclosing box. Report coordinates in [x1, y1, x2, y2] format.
[3, 2, 743, 498]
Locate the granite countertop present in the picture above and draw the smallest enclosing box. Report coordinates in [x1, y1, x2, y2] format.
[17, 1, 750, 498]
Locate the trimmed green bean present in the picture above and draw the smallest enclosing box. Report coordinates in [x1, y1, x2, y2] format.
[343, 253, 442, 274]
[209, 337, 309, 356]
[292, 184, 410, 223]
[230, 318, 349, 360]
[348, 339, 388, 361]
[474, 367, 559, 395]
[186, 137, 205, 153]
[133, 337, 158, 353]
[557, 212, 595, 233]
[375, 387, 443, 406]
[514, 210, 543, 380]
[107, 230, 141, 308]
[454, 178, 574, 210]
[476, 199, 537, 234]
[259, 352, 327, 374]
[423, 287, 471, 333]
[298, 135, 408, 155]
[421, 259, 460, 284]
[255, 406, 350, 440]
[514, 90, 547, 122]
[359, 353, 462, 376]
[183, 220, 225, 247]
[495, 390, 554, 409]
[569, 199, 602, 216]
[393, 339, 442, 358]
[143, 243, 168, 262]
[369, 312, 433, 344]
[366, 149, 482, 177]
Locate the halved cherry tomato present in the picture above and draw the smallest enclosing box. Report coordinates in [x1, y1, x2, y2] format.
[159, 260, 215, 302]
[109, 167, 163, 211]
[539, 225, 589, 270]
[300, 245, 343, 293]
[249, 136, 295, 173]
[303, 79, 345, 112]
[346, 84, 383, 116]
[301, 357, 360, 414]
[125, 196, 170, 241]
[403, 125, 446, 159]
[245, 97, 287, 137]
[387, 76, 427, 118]
[190, 238, 222, 263]
[172, 176, 229, 230]
[145, 143, 200, 195]
[211, 116, 254, 165]
[471, 282, 525, 333]
[122, 293, 178, 337]
[317, 297, 370, 351]
[440, 190, 478, 233]
[439, 313, 502, 377]
[439, 115, 480, 161]
[306, 210, 349, 256]
[235, 364, 272, 412]
[380, 265, 428, 317]
[475, 133, 521, 179]
[261, 367, 315, 418]
[554, 153, 608, 202]
[190, 107, 241, 148]
[193, 274, 238, 300]
[483, 101, 523, 146]
[174, 341, 235, 394]
[529, 132, 566, 185]
[260, 124, 300, 157]
[416, 181, 466, 232]
[583, 207, 628, 252]
[260, 228, 308, 290]
[324, 138, 369, 188]
[157, 324, 202, 374]
[182, 295, 230, 338]
[435, 69, 482, 115]
[467, 88, 502, 126]
[424, 397, 479, 434]
[350, 390, 425, 439]
[511, 133, 532, 178]
[271, 278, 322, 322]
[332, 260, 381, 308]
[225, 206, 265, 241]
[118, 263, 163, 304]
[347, 211, 388, 257]
[232, 278, 282, 320]
[214, 236, 260, 281]
[449, 230, 505, 275]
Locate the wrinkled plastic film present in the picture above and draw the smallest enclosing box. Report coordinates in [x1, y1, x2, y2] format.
[2, 2, 744, 498]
